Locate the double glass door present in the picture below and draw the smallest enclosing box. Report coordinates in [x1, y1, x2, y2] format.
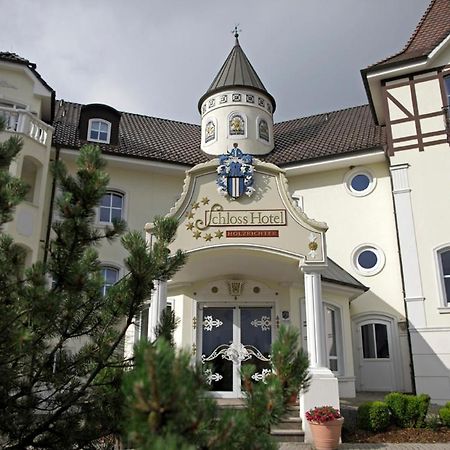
[199, 306, 273, 397]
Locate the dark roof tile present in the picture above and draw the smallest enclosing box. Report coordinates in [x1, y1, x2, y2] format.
[53, 102, 384, 167]
[367, 0, 450, 70]
[268, 105, 385, 166]
[53, 101, 208, 166]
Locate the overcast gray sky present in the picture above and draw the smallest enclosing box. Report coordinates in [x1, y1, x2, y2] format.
[2, 0, 431, 124]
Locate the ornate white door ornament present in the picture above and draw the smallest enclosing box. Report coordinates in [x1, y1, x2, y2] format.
[203, 315, 223, 331]
[251, 368, 271, 382]
[250, 315, 271, 331]
[204, 368, 223, 385]
[202, 343, 270, 365]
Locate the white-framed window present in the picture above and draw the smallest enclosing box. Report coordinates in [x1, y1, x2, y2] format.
[137, 298, 174, 343]
[352, 244, 385, 276]
[99, 191, 124, 223]
[360, 322, 390, 359]
[0, 100, 28, 131]
[324, 303, 343, 374]
[344, 167, 376, 197]
[100, 266, 120, 296]
[88, 119, 111, 143]
[435, 246, 450, 311]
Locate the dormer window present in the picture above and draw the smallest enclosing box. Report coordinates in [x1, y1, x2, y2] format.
[88, 119, 111, 143]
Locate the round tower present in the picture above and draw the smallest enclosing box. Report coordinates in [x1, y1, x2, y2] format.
[198, 32, 276, 156]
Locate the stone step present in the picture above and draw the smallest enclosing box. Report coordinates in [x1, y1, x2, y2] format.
[270, 428, 305, 443]
[273, 418, 302, 430]
[271, 407, 304, 443]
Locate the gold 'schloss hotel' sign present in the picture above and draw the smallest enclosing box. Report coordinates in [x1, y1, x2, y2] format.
[202, 206, 287, 227]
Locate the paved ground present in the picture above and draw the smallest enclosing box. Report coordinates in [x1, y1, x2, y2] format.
[279, 444, 450, 449]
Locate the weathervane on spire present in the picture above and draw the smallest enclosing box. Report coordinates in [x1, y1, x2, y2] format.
[231, 24, 242, 41]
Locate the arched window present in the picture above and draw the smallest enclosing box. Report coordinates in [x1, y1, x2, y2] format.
[99, 191, 124, 223]
[205, 120, 216, 143]
[228, 113, 245, 136]
[100, 266, 119, 296]
[88, 119, 111, 143]
[437, 247, 450, 307]
[21, 156, 42, 204]
[258, 119, 269, 142]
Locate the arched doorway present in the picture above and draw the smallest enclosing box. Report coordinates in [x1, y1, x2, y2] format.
[353, 314, 401, 391]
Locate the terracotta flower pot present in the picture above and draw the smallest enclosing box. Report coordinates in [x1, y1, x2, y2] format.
[308, 417, 344, 450]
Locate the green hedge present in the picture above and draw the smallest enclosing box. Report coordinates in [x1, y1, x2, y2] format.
[357, 401, 390, 432]
[384, 392, 430, 428]
[439, 404, 450, 427]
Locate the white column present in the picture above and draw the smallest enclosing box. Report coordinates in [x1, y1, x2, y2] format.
[300, 266, 340, 444]
[148, 280, 168, 341]
[390, 164, 426, 328]
[303, 269, 327, 368]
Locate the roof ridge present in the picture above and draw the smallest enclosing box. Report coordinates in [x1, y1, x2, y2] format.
[274, 104, 369, 125]
[121, 110, 200, 127]
[57, 99, 200, 127]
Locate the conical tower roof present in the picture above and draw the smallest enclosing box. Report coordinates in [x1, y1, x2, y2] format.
[198, 35, 276, 112]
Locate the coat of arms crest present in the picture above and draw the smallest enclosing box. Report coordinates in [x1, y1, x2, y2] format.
[216, 145, 255, 199]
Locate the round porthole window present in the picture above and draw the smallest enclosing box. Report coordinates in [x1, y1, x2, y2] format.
[352, 244, 385, 276]
[344, 168, 376, 197]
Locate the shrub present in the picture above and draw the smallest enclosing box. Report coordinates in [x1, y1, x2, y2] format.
[357, 402, 372, 431]
[357, 401, 390, 432]
[439, 405, 450, 427]
[385, 392, 430, 428]
[416, 394, 430, 428]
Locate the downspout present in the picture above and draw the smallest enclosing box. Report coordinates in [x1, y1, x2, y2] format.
[387, 152, 417, 394]
[43, 145, 60, 264]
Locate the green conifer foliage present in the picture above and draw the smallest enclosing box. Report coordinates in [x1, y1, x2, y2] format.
[123, 325, 309, 450]
[0, 131, 186, 449]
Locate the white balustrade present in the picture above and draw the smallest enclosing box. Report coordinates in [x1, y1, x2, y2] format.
[0, 106, 52, 146]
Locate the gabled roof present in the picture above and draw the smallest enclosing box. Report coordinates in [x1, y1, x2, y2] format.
[53, 102, 384, 168]
[366, 0, 450, 71]
[0, 52, 54, 94]
[0, 52, 55, 122]
[198, 36, 276, 112]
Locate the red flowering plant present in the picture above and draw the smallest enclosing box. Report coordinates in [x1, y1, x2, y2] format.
[305, 405, 341, 424]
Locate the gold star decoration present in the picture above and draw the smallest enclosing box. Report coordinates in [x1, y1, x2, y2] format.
[193, 230, 202, 239]
[201, 197, 210, 205]
[215, 230, 224, 239]
[186, 211, 194, 220]
[204, 233, 213, 242]
[192, 202, 200, 210]
[186, 222, 194, 230]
